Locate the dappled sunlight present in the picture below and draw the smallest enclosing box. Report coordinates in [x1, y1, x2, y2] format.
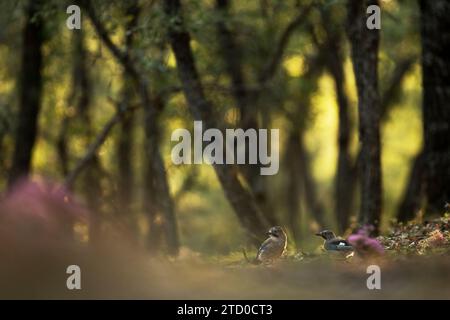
[305, 74, 338, 184]
[283, 55, 305, 78]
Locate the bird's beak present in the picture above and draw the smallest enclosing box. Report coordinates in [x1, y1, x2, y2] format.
[266, 232, 272, 236]
[315, 232, 322, 237]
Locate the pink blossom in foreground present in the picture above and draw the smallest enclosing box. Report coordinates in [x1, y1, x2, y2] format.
[348, 225, 385, 258]
[0, 178, 87, 242]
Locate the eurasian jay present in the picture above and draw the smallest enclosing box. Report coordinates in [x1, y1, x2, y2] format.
[315, 230, 354, 254]
[244, 226, 287, 264]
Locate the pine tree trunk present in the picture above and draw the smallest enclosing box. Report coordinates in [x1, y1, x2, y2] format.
[397, 150, 425, 222]
[347, 0, 382, 234]
[419, 0, 450, 215]
[215, 0, 277, 226]
[164, 0, 269, 245]
[71, 29, 103, 243]
[285, 133, 303, 246]
[81, 0, 180, 255]
[298, 134, 327, 229]
[117, 1, 139, 214]
[324, 30, 355, 233]
[144, 95, 180, 255]
[8, 0, 44, 187]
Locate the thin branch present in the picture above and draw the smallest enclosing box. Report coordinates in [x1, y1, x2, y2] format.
[64, 106, 139, 188]
[381, 56, 417, 118]
[80, 0, 142, 84]
[81, 0, 154, 121]
[258, 4, 313, 84]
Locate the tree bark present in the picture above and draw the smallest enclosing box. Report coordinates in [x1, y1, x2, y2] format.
[8, 0, 44, 187]
[419, 0, 450, 215]
[347, 0, 382, 234]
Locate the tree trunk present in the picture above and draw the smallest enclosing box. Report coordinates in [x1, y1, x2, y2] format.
[0, 107, 11, 181]
[347, 0, 382, 234]
[285, 133, 303, 246]
[144, 95, 180, 255]
[215, 0, 277, 226]
[117, 1, 139, 214]
[419, 0, 450, 215]
[71, 28, 103, 242]
[215, 0, 249, 124]
[285, 126, 327, 243]
[82, 0, 180, 255]
[323, 30, 355, 233]
[8, 0, 44, 187]
[117, 93, 134, 212]
[164, 0, 269, 245]
[298, 134, 327, 229]
[397, 150, 425, 222]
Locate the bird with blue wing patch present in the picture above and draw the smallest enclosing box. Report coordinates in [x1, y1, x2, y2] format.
[316, 230, 354, 258]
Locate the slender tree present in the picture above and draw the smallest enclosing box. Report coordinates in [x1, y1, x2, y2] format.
[8, 0, 44, 187]
[285, 132, 303, 245]
[397, 150, 425, 221]
[215, 0, 278, 226]
[347, 0, 382, 234]
[73, 28, 104, 242]
[117, 0, 140, 215]
[81, 0, 180, 255]
[164, 0, 269, 244]
[419, 0, 450, 215]
[317, 11, 356, 233]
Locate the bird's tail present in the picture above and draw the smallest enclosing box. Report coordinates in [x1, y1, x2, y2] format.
[242, 248, 260, 265]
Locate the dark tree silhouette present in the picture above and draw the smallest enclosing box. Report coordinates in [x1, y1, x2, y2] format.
[8, 0, 44, 187]
[397, 150, 425, 221]
[347, 0, 382, 234]
[81, 0, 180, 255]
[419, 0, 450, 215]
[164, 0, 270, 244]
[117, 0, 140, 216]
[215, 0, 280, 226]
[316, 11, 356, 233]
[285, 132, 303, 245]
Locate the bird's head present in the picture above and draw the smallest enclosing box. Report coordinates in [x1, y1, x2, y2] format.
[315, 230, 336, 240]
[267, 226, 286, 240]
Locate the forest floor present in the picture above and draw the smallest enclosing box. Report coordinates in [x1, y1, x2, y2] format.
[2, 215, 450, 299]
[140, 214, 450, 299]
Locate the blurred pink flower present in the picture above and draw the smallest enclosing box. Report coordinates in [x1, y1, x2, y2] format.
[348, 225, 385, 258]
[0, 178, 87, 242]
